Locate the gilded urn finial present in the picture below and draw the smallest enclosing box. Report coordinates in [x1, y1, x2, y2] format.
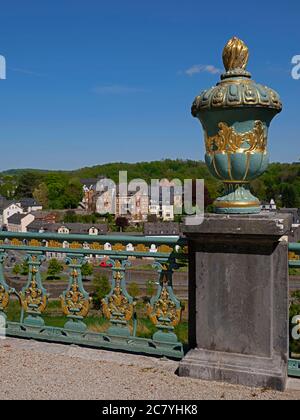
[222, 37, 249, 71]
[191, 36, 282, 214]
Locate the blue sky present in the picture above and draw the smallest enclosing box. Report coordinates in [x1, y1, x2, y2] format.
[0, 0, 299, 170]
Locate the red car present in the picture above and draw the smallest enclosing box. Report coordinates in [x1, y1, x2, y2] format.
[100, 260, 113, 268]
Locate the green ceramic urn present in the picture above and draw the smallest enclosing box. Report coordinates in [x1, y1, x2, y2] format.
[192, 37, 282, 213]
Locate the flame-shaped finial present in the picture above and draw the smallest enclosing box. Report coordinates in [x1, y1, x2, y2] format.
[222, 37, 249, 71]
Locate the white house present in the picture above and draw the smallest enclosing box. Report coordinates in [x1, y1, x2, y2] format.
[162, 205, 174, 221]
[2, 203, 23, 226]
[16, 198, 42, 213]
[7, 213, 35, 233]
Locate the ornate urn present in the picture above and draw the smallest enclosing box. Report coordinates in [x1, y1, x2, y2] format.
[192, 37, 282, 213]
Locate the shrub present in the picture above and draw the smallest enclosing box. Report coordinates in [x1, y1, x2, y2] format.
[12, 263, 21, 278]
[47, 258, 63, 280]
[92, 274, 111, 309]
[20, 260, 29, 276]
[146, 280, 156, 297]
[81, 262, 93, 280]
[128, 282, 140, 298]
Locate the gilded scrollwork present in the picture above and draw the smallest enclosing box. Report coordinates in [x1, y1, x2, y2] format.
[20, 267, 47, 314]
[147, 287, 181, 327]
[48, 240, 63, 248]
[0, 252, 10, 311]
[191, 38, 282, 114]
[60, 256, 91, 318]
[147, 262, 182, 329]
[61, 270, 91, 317]
[101, 260, 134, 322]
[70, 242, 82, 249]
[205, 121, 267, 155]
[0, 285, 9, 311]
[157, 245, 174, 254]
[11, 238, 22, 246]
[90, 242, 104, 250]
[112, 243, 126, 252]
[29, 239, 41, 247]
[135, 244, 149, 253]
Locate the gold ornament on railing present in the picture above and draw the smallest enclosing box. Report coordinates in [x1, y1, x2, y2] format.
[102, 268, 134, 322]
[112, 243, 126, 252]
[48, 240, 63, 248]
[11, 238, 22, 246]
[0, 285, 9, 311]
[158, 245, 174, 254]
[61, 269, 91, 317]
[90, 242, 104, 250]
[29, 239, 41, 247]
[135, 244, 149, 253]
[70, 242, 82, 249]
[20, 268, 47, 314]
[147, 286, 181, 327]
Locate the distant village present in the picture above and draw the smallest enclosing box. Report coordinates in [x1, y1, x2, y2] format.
[0, 177, 184, 236]
[1, 176, 300, 241]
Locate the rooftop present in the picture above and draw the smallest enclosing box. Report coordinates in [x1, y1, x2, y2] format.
[7, 213, 27, 224]
[27, 221, 108, 234]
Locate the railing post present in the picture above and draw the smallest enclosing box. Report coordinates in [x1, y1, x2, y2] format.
[147, 259, 182, 347]
[20, 252, 48, 327]
[60, 254, 91, 333]
[179, 214, 292, 391]
[0, 251, 11, 322]
[102, 258, 134, 337]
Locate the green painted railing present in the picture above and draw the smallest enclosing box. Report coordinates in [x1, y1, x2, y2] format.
[289, 242, 300, 376]
[0, 231, 188, 359]
[3, 231, 298, 374]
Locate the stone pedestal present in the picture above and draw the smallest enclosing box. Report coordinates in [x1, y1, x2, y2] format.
[179, 213, 292, 391]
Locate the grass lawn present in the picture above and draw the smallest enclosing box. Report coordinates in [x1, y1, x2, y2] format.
[129, 264, 188, 273]
[5, 298, 188, 345]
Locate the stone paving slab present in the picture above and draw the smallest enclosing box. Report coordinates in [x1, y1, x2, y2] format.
[0, 338, 299, 400]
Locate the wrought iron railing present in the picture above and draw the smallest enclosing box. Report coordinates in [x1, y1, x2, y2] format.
[288, 242, 300, 376]
[0, 232, 187, 359]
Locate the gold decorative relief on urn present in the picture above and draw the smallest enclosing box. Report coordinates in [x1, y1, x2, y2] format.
[205, 120, 267, 155]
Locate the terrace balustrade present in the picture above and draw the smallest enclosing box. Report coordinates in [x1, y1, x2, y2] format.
[1, 230, 300, 385]
[0, 231, 187, 359]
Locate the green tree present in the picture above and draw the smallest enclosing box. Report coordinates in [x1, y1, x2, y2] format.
[128, 282, 140, 298]
[147, 214, 158, 223]
[81, 262, 93, 280]
[0, 176, 17, 199]
[47, 258, 63, 280]
[21, 260, 29, 276]
[92, 274, 111, 309]
[280, 183, 298, 208]
[63, 210, 78, 223]
[16, 171, 40, 198]
[33, 182, 49, 208]
[63, 178, 83, 209]
[115, 217, 129, 232]
[146, 280, 156, 297]
[12, 263, 21, 278]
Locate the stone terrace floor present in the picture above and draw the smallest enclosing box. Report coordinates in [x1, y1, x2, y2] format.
[0, 338, 300, 400]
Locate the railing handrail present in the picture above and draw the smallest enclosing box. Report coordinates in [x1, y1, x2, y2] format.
[289, 242, 300, 252]
[0, 230, 186, 359]
[0, 231, 186, 245]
